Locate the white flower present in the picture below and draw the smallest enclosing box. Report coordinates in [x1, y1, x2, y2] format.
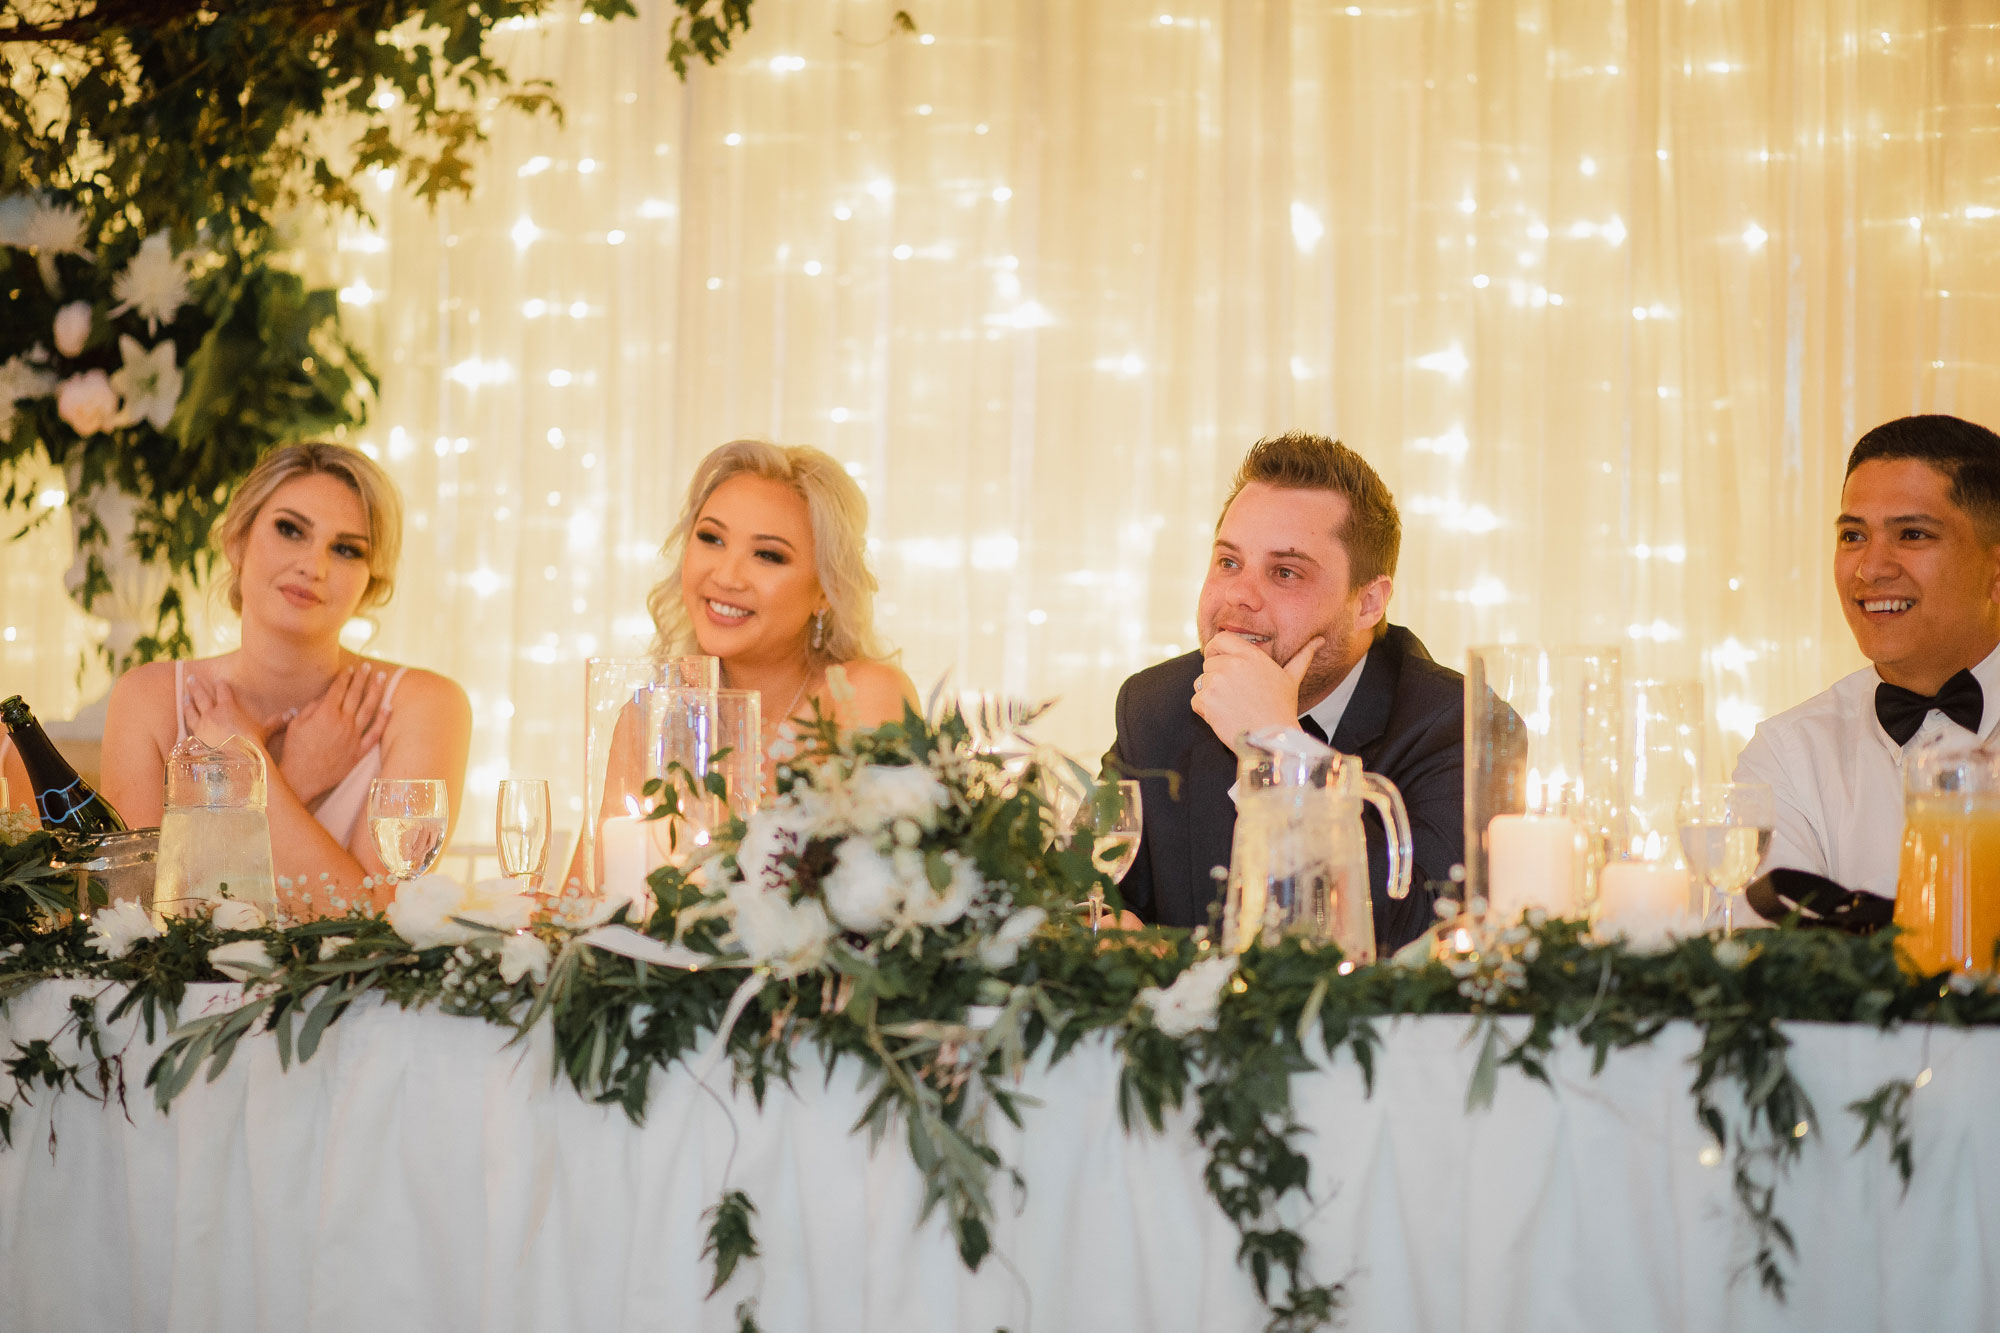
[726, 877, 837, 976]
[0, 194, 93, 289]
[1138, 954, 1239, 1038]
[734, 805, 811, 891]
[0, 355, 58, 436]
[903, 850, 981, 928]
[110, 232, 190, 332]
[209, 938, 277, 982]
[386, 874, 535, 951]
[109, 336, 181, 430]
[821, 841, 904, 933]
[85, 900, 159, 959]
[55, 369, 119, 436]
[52, 301, 92, 357]
[498, 931, 552, 985]
[318, 935, 354, 961]
[210, 899, 265, 932]
[846, 763, 948, 834]
[977, 906, 1046, 970]
[1712, 936, 1751, 969]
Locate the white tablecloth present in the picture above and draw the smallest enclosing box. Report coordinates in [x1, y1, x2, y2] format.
[0, 981, 1995, 1332]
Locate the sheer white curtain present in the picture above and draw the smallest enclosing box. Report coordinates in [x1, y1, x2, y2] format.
[5, 0, 1997, 833]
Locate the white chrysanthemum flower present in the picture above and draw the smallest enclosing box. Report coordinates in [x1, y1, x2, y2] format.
[0, 355, 59, 436]
[109, 336, 182, 431]
[0, 195, 94, 289]
[85, 900, 159, 959]
[111, 233, 190, 332]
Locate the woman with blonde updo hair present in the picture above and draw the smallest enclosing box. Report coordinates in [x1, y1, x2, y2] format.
[648, 439, 916, 762]
[102, 442, 471, 912]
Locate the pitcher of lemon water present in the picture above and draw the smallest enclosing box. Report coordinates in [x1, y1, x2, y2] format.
[153, 736, 278, 923]
[1895, 736, 2000, 973]
[1223, 728, 1411, 962]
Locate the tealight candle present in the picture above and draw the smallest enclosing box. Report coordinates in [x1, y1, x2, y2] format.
[1597, 859, 1690, 949]
[1486, 813, 1579, 920]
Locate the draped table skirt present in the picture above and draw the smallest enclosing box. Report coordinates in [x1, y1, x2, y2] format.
[0, 981, 1995, 1332]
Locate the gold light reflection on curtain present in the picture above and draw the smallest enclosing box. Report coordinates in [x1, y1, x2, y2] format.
[4, 1, 1997, 837]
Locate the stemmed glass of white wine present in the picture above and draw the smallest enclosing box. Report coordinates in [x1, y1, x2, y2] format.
[1676, 783, 1776, 933]
[1076, 779, 1143, 930]
[368, 779, 449, 884]
[496, 778, 551, 889]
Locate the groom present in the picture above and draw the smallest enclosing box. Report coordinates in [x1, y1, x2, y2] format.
[1106, 432, 1463, 952]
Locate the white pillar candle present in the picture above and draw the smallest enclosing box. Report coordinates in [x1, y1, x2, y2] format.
[1597, 860, 1691, 949]
[599, 814, 660, 908]
[1485, 813, 1579, 921]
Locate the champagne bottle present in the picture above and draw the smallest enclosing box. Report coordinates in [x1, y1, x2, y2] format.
[0, 695, 127, 838]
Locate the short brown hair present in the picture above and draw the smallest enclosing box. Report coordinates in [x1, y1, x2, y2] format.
[1221, 431, 1401, 586]
[217, 442, 404, 614]
[1846, 414, 2000, 542]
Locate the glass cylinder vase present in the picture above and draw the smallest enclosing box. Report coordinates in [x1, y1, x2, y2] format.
[577, 654, 719, 895]
[1464, 645, 1621, 924]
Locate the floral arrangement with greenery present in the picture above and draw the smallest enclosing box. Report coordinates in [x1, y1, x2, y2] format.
[1, 703, 1997, 1331]
[0, 196, 373, 666]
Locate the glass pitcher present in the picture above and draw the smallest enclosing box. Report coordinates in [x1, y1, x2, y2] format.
[153, 735, 278, 922]
[1223, 728, 1413, 962]
[1894, 735, 2000, 973]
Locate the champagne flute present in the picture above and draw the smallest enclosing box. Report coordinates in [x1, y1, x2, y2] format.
[1078, 780, 1143, 929]
[1676, 783, 1776, 933]
[369, 779, 449, 883]
[496, 778, 551, 888]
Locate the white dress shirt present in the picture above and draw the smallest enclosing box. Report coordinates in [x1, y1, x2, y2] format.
[1302, 648, 1369, 742]
[1731, 641, 2000, 896]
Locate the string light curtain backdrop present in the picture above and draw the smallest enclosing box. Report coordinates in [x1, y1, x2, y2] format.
[3, 0, 1996, 834]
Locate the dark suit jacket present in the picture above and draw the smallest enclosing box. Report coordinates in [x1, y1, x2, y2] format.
[1106, 624, 1464, 954]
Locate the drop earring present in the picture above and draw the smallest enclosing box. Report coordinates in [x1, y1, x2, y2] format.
[811, 609, 827, 651]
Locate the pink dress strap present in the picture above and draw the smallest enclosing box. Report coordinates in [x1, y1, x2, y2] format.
[310, 666, 409, 848]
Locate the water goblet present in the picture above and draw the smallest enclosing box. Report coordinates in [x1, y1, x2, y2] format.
[369, 779, 449, 883]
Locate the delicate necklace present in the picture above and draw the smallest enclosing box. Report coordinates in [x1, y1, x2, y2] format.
[772, 668, 815, 746]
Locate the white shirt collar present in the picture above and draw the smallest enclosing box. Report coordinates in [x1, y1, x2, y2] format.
[1301, 648, 1369, 744]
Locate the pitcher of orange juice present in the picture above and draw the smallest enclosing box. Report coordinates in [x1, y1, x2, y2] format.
[1895, 737, 2000, 973]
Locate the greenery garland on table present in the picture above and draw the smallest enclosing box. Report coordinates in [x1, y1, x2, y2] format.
[1, 707, 1997, 1330]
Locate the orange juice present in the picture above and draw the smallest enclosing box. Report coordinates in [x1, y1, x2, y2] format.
[1894, 794, 2000, 974]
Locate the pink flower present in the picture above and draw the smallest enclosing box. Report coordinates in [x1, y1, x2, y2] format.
[52, 301, 92, 357]
[55, 369, 120, 436]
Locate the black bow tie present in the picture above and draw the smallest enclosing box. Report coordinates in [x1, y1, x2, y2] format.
[1875, 669, 1984, 745]
[1299, 715, 1329, 744]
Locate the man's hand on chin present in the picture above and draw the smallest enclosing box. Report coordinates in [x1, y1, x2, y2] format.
[1191, 632, 1323, 750]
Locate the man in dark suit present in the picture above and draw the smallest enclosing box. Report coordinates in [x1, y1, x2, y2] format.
[1106, 431, 1463, 953]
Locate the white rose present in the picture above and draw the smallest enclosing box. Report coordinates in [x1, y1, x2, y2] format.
[903, 850, 982, 928]
[847, 764, 948, 833]
[85, 899, 158, 959]
[55, 369, 119, 436]
[727, 877, 836, 976]
[977, 906, 1047, 970]
[498, 931, 552, 985]
[821, 841, 904, 933]
[208, 938, 277, 982]
[385, 875, 532, 951]
[52, 301, 91, 357]
[210, 899, 265, 932]
[1138, 954, 1238, 1038]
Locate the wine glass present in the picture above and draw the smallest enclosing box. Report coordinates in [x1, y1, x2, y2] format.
[1077, 780, 1143, 929]
[496, 778, 551, 888]
[1676, 783, 1775, 933]
[368, 779, 449, 883]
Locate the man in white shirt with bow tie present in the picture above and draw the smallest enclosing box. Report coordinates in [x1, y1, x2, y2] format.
[1735, 414, 2000, 897]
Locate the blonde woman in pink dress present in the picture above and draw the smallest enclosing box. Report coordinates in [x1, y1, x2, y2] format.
[102, 443, 471, 914]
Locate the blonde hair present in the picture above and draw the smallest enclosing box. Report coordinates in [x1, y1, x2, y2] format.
[217, 442, 404, 614]
[648, 440, 890, 665]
